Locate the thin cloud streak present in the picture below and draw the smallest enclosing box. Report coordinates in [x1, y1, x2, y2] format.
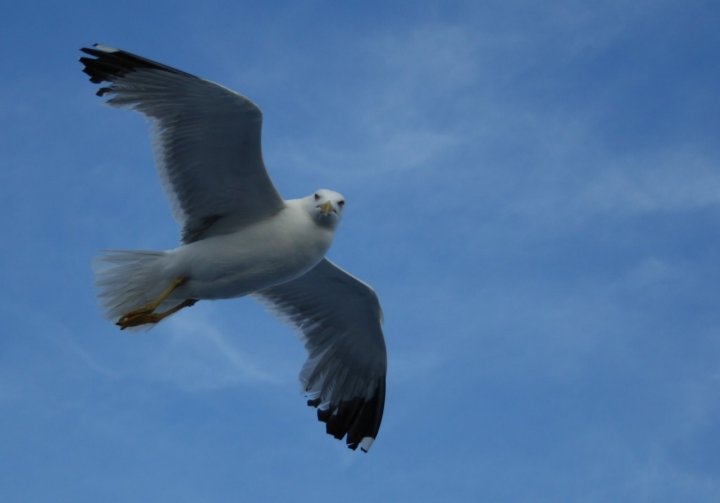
[147, 307, 282, 391]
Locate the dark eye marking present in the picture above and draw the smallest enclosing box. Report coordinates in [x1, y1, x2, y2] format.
[338, 200, 345, 207]
[314, 193, 320, 201]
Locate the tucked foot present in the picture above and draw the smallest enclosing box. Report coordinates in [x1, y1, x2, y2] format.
[116, 298, 198, 330]
[115, 277, 192, 330]
[117, 308, 163, 329]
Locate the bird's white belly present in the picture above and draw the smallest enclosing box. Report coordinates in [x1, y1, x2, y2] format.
[165, 209, 333, 300]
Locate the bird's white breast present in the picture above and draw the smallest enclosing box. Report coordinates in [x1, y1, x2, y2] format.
[165, 202, 335, 300]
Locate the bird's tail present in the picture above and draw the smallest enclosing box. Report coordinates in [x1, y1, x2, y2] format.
[93, 250, 169, 320]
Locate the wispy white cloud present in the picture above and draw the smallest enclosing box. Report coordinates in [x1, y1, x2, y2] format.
[258, 23, 483, 182]
[493, 145, 720, 235]
[579, 150, 720, 214]
[259, 4, 669, 194]
[145, 306, 283, 391]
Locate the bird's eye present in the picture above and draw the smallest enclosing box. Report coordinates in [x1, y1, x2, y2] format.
[338, 200, 345, 208]
[314, 193, 320, 201]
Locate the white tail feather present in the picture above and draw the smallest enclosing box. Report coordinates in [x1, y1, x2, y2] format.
[93, 250, 169, 320]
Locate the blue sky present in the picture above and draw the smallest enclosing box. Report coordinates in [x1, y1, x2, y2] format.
[2, 0, 720, 501]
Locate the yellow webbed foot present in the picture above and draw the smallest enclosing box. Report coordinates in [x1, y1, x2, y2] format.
[115, 277, 194, 330]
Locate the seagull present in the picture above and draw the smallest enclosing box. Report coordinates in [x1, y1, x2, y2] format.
[79, 44, 387, 452]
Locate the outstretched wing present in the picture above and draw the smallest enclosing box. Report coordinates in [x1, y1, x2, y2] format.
[79, 44, 285, 242]
[255, 259, 387, 452]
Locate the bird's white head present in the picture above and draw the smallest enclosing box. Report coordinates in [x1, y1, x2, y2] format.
[306, 189, 345, 228]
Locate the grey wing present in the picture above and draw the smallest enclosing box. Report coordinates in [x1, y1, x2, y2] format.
[79, 44, 284, 243]
[255, 259, 387, 452]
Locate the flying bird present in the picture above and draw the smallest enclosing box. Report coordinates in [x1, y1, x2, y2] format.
[79, 44, 386, 452]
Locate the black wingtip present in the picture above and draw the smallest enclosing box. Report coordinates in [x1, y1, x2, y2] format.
[79, 42, 103, 56]
[308, 380, 386, 452]
[79, 44, 197, 90]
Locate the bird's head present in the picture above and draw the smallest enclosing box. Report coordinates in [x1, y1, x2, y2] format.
[306, 189, 345, 228]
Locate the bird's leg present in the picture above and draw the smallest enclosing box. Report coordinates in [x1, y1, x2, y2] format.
[152, 298, 197, 323]
[117, 277, 191, 329]
[117, 299, 197, 330]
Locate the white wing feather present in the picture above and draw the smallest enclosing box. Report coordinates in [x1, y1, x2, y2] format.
[255, 259, 387, 452]
[80, 45, 284, 242]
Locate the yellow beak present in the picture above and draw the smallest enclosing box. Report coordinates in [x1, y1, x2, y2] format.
[320, 201, 334, 215]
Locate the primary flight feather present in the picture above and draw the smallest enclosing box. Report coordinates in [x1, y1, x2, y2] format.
[80, 44, 387, 452]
